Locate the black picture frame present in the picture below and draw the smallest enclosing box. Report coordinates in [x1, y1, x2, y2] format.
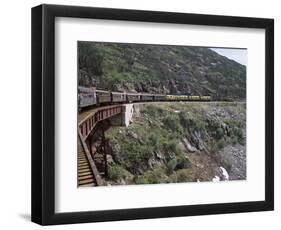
[31, 4, 274, 225]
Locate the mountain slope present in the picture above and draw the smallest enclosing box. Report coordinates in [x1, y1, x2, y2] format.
[78, 42, 246, 100]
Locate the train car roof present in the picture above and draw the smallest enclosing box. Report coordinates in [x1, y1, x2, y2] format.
[78, 86, 96, 93]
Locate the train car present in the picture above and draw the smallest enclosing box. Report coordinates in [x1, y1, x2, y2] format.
[165, 95, 189, 101]
[165, 95, 211, 101]
[78, 86, 95, 94]
[188, 95, 200, 100]
[96, 90, 111, 104]
[141, 94, 154, 101]
[78, 86, 97, 108]
[154, 94, 166, 101]
[200, 95, 211, 101]
[78, 93, 97, 108]
[126, 93, 141, 102]
[112, 92, 126, 103]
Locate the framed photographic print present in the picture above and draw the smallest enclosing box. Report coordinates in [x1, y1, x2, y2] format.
[31, 4, 274, 225]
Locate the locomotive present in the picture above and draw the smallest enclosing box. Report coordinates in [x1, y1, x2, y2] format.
[78, 86, 211, 110]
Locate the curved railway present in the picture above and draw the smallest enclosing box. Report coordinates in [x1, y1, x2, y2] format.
[77, 87, 214, 187]
[78, 86, 212, 110]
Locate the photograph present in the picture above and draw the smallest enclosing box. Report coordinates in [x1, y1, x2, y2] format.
[77, 42, 247, 187]
[30, 3, 274, 225]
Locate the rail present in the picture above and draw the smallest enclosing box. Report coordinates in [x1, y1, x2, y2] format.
[79, 105, 123, 141]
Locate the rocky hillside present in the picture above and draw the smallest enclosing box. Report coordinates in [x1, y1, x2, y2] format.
[104, 102, 246, 185]
[78, 42, 246, 100]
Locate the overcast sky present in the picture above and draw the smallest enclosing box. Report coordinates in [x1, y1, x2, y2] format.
[210, 48, 247, 66]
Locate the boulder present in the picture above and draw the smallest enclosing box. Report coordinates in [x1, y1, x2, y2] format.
[182, 138, 197, 152]
[127, 131, 138, 140]
[117, 179, 126, 185]
[106, 154, 115, 165]
[155, 151, 165, 160]
[148, 157, 162, 169]
[191, 131, 205, 151]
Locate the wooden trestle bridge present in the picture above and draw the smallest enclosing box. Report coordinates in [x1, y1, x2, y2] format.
[78, 105, 126, 187]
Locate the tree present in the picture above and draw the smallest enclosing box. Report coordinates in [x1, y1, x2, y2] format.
[78, 42, 104, 76]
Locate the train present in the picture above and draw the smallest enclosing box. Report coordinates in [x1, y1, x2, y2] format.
[78, 86, 211, 110]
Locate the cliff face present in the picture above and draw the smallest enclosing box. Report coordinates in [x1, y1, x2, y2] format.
[78, 42, 246, 100]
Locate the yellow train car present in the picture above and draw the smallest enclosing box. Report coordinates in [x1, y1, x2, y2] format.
[165, 95, 211, 101]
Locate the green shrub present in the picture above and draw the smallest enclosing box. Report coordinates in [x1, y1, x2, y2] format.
[121, 142, 153, 170]
[148, 133, 161, 150]
[135, 167, 167, 184]
[167, 159, 178, 174]
[216, 127, 224, 139]
[168, 169, 191, 183]
[217, 139, 225, 149]
[164, 140, 177, 153]
[166, 156, 190, 175]
[177, 169, 191, 182]
[135, 176, 149, 184]
[225, 119, 243, 129]
[179, 111, 206, 133]
[163, 139, 182, 155]
[231, 136, 238, 145]
[162, 114, 183, 134]
[108, 165, 130, 181]
[233, 127, 244, 144]
[211, 139, 225, 154]
[141, 105, 165, 117]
